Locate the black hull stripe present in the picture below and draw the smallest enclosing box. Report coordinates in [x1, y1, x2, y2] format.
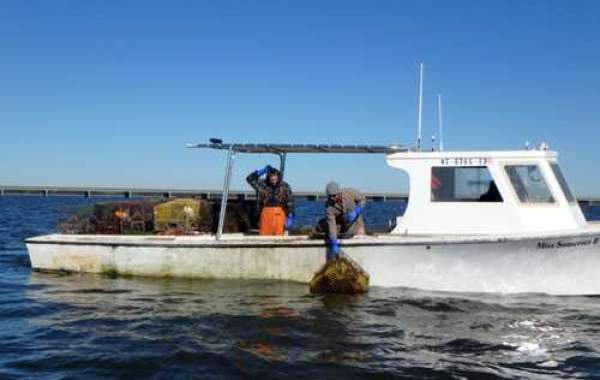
[25, 233, 600, 249]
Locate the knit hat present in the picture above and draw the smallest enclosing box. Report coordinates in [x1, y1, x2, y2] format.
[325, 182, 341, 196]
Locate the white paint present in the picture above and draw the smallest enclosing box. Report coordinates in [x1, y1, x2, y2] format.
[27, 225, 600, 295]
[386, 150, 586, 235]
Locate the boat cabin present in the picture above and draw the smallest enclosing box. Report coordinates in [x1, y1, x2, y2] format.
[189, 140, 585, 238]
[387, 149, 585, 235]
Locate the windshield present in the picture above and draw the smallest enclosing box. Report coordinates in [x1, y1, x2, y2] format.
[505, 165, 554, 203]
[550, 163, 576, 203]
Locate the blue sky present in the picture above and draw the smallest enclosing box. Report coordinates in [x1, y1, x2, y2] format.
[0, 0, 599, 195]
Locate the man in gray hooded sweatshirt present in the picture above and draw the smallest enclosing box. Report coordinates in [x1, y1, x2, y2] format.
[318, 181, 366, 259]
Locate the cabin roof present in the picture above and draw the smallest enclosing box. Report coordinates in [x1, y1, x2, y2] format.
[187, 141, 409, 154]
[387, 149, 558, 161]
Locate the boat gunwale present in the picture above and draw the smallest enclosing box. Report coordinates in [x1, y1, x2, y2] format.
[25, 228, 600, 249]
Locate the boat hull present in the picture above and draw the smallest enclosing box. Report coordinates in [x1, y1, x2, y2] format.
[26, 231, 600, 295]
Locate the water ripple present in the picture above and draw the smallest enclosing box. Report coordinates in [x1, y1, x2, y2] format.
[1, 197, 600, 378]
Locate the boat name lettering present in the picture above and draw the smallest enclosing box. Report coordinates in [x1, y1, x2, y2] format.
[440, 157, 488, 166]
[537, 237, 600, 250]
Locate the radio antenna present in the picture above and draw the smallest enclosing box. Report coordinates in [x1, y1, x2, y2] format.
[437, 93, 444, 151]
[417, 63, 424, 150]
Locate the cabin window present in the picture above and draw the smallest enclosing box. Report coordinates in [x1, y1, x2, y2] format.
[505, 165, 554, 203]
[550, 163, 576, 203]
[431, 166, 503, 202]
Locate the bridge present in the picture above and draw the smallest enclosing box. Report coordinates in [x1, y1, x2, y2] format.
[1, 185, 599, 205]
[0, 185, 407, 202]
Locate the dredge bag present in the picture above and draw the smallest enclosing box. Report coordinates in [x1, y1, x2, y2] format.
[309, 253, 369, 294]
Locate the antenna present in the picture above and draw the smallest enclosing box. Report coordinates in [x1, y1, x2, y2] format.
[437, 94, 444, 151]
[417, 63, 424, 150]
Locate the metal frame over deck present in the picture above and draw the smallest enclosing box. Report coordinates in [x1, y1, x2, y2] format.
[187, 139, 409, 239]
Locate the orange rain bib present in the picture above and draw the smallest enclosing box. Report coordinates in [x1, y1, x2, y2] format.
[259, 207, 286, 236]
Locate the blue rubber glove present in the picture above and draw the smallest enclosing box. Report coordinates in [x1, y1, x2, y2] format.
[284, 214, 294, 229]
[327, 238, 340, 261]
[345, 205, 363, 224]
[255, 165, 273, 176]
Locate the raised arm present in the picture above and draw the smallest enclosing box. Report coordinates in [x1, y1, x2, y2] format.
[246, 166, 271, 192]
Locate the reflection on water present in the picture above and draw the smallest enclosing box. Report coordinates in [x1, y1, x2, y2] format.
[6, 272, 597, 379]
[1, 197, 600, 378]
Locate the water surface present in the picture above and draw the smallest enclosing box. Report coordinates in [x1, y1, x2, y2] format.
[1, 197, 600, 379]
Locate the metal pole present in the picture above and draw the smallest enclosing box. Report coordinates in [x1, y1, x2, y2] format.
[437, 93, 444, 151]
[279, 153, 287, 179]
[417, 62, 424, 150]
[217, 146, 235, 240]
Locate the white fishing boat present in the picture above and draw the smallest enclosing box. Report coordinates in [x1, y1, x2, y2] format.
[25, 140, 600, 295]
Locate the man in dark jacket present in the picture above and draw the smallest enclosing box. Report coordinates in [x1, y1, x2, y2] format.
[246, 165, 295, 236]
[318, 181, 366, 259]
